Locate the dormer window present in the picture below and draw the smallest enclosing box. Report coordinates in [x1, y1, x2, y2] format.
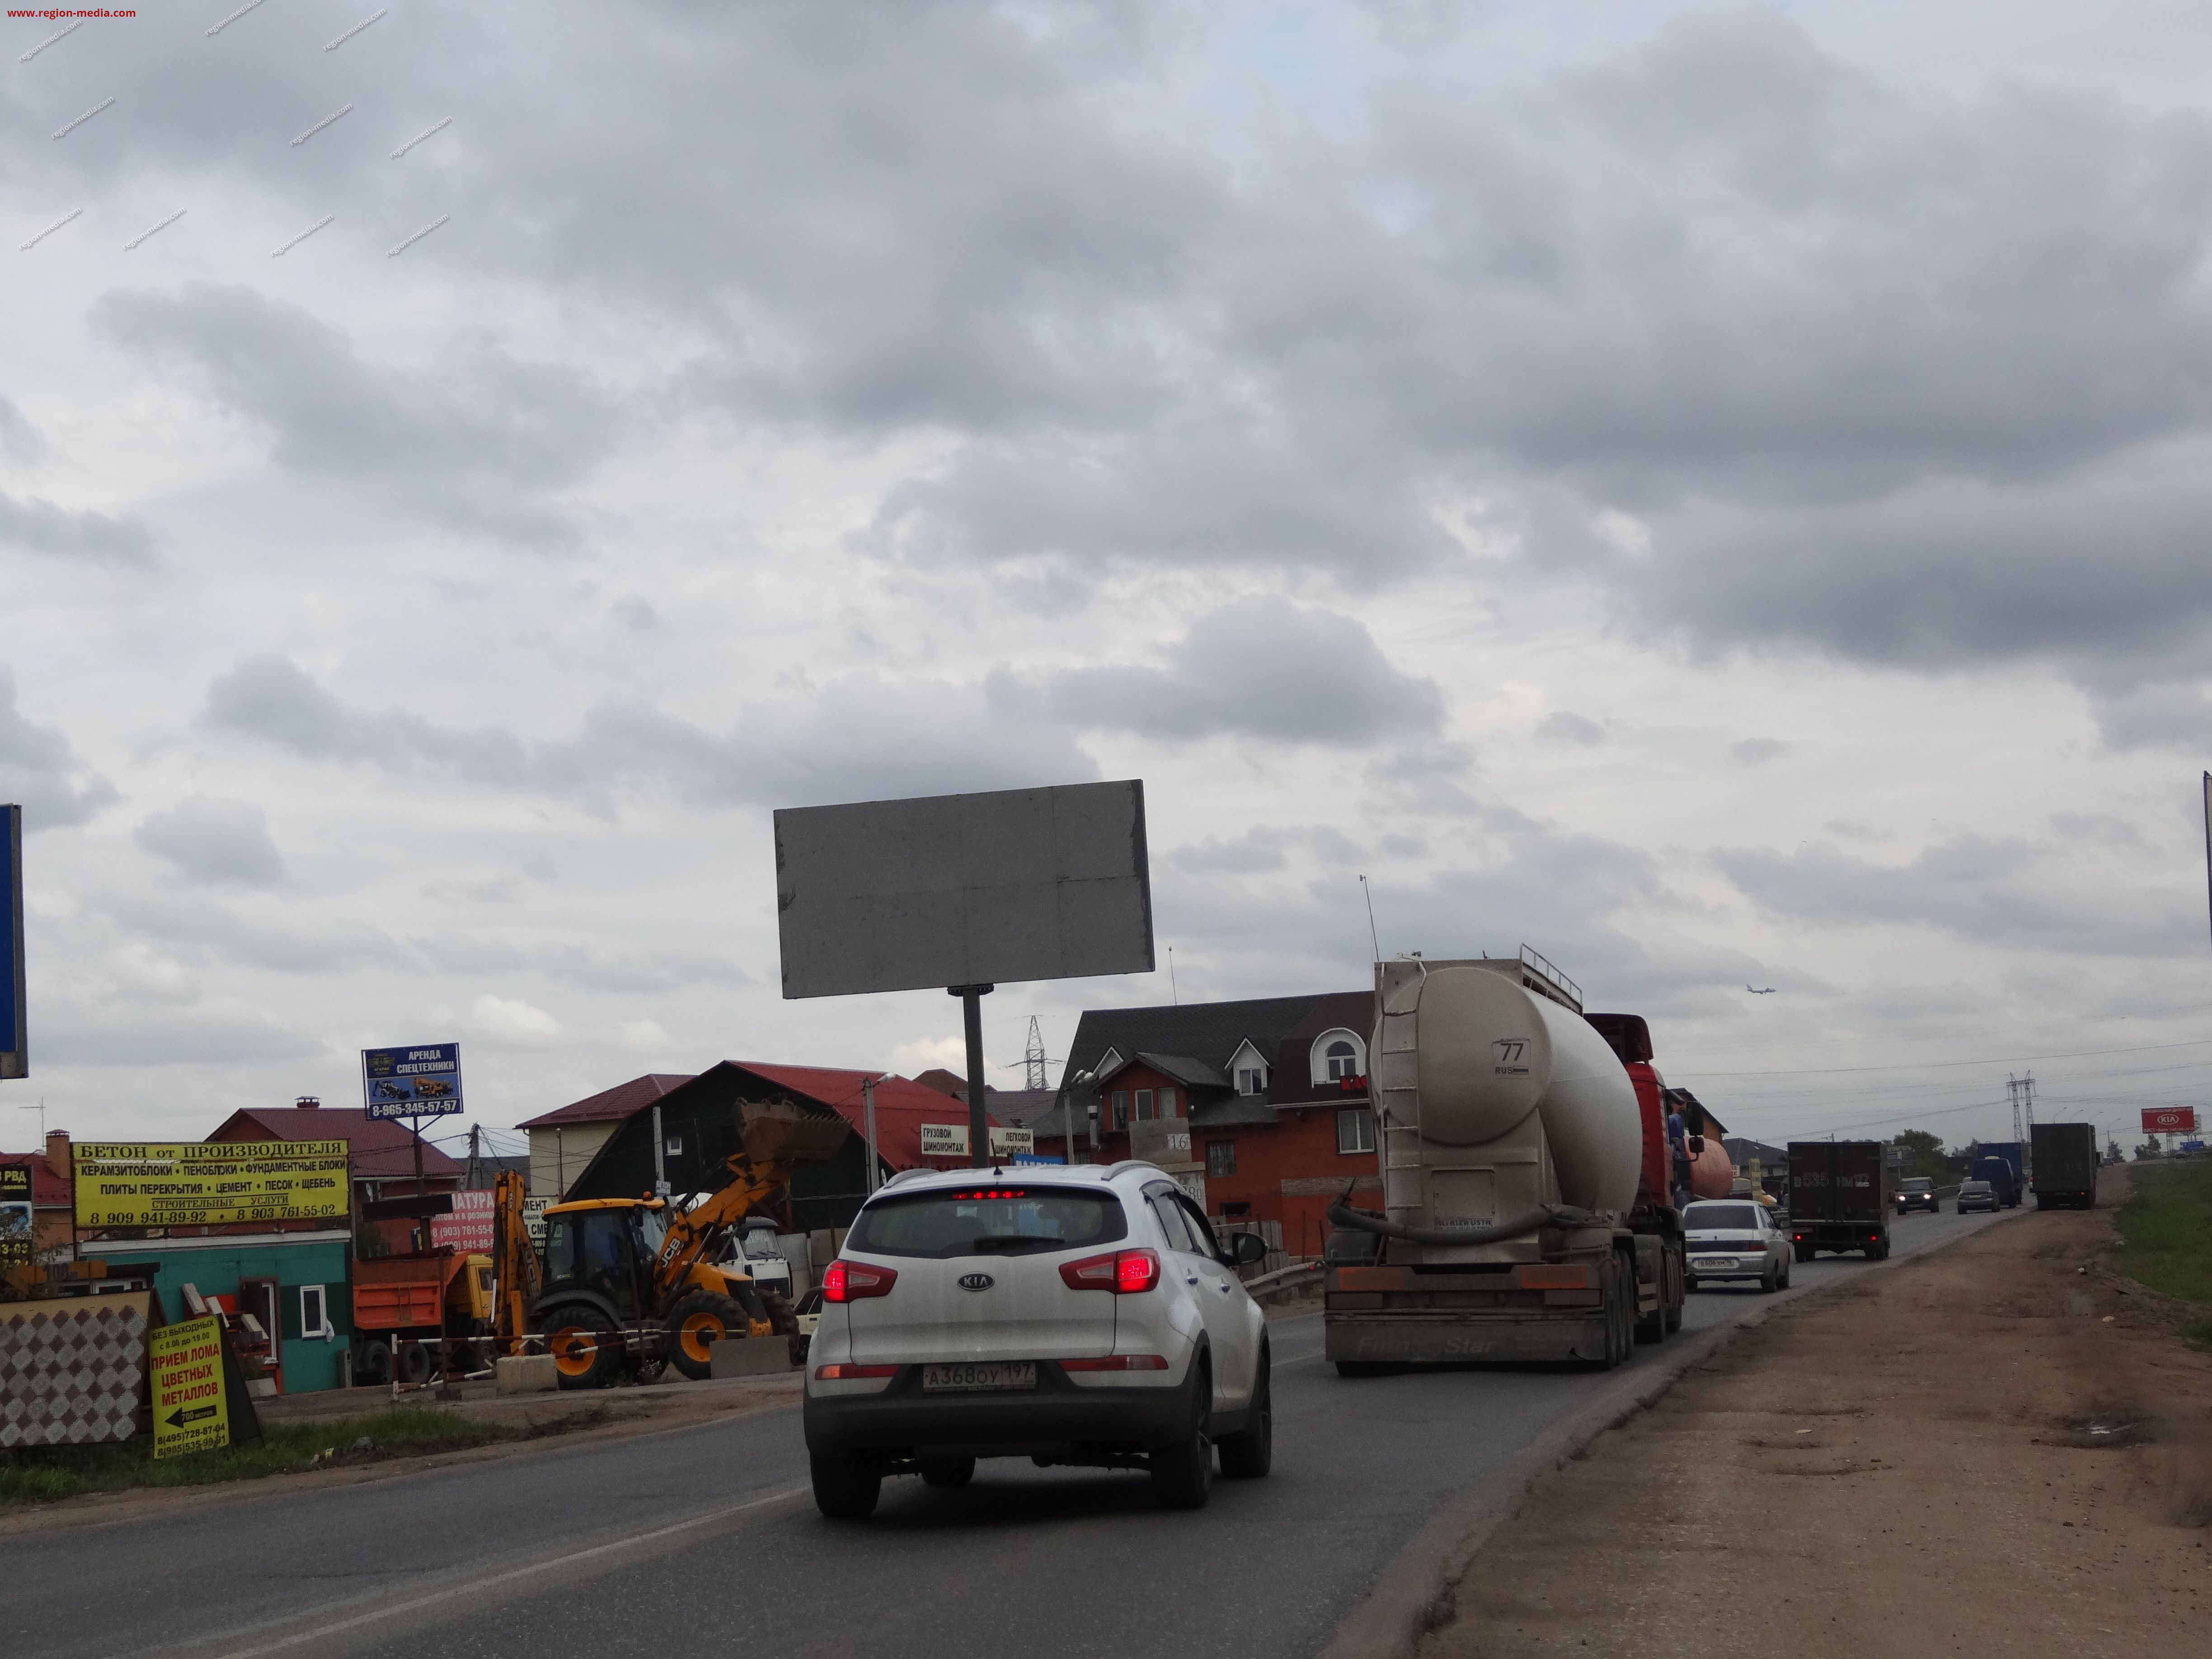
[1237, 1067, 1266, 1096]
[1309, 1028, 1367, 1086]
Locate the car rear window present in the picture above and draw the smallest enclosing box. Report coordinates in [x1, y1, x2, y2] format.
[1685, 1203, 1761, 1231]
[845, 1185, 1129, 1260]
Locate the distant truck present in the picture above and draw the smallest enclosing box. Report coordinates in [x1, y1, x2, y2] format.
[351, 1250, 495, 1386]
[2030, 1122, 2099, 1210]
[1968, 1141, 2025, 1209]
[1323, 950, 1686, 1372]
[1786, 1142, 1892, 1260]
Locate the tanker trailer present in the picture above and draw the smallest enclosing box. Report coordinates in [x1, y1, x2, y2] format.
[1324, 952, 1683, 1374]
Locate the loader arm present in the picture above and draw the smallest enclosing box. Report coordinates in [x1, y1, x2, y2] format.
[649, 1154, 795, 1304]
[490, 1170, 542, 1351]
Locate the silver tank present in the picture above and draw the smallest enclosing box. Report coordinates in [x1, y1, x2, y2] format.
[1374, 958, 1642, 1243]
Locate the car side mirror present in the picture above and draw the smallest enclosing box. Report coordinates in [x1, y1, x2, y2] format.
[1230, 1231, 1268, 1267]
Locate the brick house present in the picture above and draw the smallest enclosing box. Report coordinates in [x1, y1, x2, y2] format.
[1035, 991, 1380, 1259]
[0, 1130, 76, 1260]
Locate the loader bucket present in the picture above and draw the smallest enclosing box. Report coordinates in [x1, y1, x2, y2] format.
[739, 1098, 850, 1166]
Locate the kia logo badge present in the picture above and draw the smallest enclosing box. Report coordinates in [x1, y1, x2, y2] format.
[958, 1273, 995, 1292]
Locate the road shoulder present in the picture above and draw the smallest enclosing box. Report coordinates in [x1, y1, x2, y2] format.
[1417, 1167, 2212, 1659]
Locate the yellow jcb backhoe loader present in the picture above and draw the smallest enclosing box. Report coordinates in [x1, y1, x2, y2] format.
[504, 1100, 848, 1389]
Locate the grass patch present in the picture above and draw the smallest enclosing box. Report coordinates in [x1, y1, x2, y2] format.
[0, 1406, 517, 1506]
[2114, 1161, 2212, 1348]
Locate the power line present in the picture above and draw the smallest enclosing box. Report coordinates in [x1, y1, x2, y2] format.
[1674, 1036, 2212, 1080]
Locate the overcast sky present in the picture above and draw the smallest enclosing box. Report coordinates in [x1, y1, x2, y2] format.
[7, 1, 2212, 1161]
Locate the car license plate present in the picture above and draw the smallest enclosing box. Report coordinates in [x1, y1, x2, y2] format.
[922, 1362, 1037, 1392]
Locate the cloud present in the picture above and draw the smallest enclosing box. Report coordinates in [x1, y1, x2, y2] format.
[0, 668, 118, 829]
[0, 490, 155, 564]
[1536, 711, 1607, 747]
[467, 994, 564, 1046]
[91, 285, 613, 543]
[1730, 738, 1788, 766]
[1029, 597, 1443, 745]
[0, 395, 44, 461]
[134, 796, 286, 888]
[617, 1018, 670, 1054]
[202, 655, 1096, 810]
[1715, 834, 2195, 956]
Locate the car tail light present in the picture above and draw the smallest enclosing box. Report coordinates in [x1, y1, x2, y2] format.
[813, 1363, 899, 1380]
[822, 1260, 897, 1303]
[1058, 1247, 1162, 1293]
[1060, 1354, 1170, 1371]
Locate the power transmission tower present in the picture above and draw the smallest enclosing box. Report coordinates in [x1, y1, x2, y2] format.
[1021, 1017, 1048, 1091]
[2007, 1072, 2036, 1144]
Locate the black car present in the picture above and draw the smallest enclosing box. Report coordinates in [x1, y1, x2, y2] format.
[1954, 1179, 2000, 1214]
[1896, 1177, 1939, 1215]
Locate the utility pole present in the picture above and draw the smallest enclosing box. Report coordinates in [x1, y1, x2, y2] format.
[862, 1075, 880, 1194]
[2008, 1072, 2036, 1147]
[466, 1123, 481, 1189]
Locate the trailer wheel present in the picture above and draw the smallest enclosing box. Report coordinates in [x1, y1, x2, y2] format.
[1663, 1249, 1684, 1332]
[397, 1341, 434, 1386]
[1635, 1263, 1667, 1344]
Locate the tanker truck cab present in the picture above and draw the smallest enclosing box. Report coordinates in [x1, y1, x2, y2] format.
[1323, 950, 1686, 1375]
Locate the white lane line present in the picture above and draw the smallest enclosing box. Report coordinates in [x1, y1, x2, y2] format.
[197, 1483, 808, 1659]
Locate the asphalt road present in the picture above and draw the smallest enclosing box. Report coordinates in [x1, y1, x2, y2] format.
[6, 1204, 2013, 1659]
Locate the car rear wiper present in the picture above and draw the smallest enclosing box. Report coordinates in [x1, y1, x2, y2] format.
[965, 1236, 1063, 1254]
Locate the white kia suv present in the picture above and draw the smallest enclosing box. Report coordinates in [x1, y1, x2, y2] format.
[802, 1161, 1273, 1518]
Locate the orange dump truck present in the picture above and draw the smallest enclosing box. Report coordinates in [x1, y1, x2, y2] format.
[350, 1250, 494, 1386]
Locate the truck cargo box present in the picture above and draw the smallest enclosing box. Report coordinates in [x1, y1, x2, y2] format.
[1786, 1142, 1892, 1260]
[2030, 1123, 2098, 1210]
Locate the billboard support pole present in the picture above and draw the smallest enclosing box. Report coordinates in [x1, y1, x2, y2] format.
[951, 984, 994, 1169]
[861, 1076, 879, 1194]
[410, 1111, 426, 1253]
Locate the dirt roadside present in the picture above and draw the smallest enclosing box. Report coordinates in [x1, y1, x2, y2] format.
[1422, 1165, 2212, 1659]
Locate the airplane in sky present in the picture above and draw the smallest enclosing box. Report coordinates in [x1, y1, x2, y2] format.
[1746, 985, 1777, 995]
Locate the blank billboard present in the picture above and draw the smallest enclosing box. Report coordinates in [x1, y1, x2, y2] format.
[776, 780, 1154, 998]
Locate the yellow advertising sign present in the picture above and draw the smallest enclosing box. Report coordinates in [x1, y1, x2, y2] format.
[150, 1315, 232, 1459]
[73, 1141, 350, 1228]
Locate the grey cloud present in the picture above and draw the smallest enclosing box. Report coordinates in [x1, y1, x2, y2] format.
[98, 889, 408, 976]
[203, 656, 1096, 811]
[1029, 598, 1442, 745]
[0, 667, 117, 829]
[35, 1004, 322, 1067]
[0, 489, 155, 564]
[0, 395, 44, 461]
[91, 285, 611, 543]
[1730, 738, 1788, 767]
[1715, 835, 2194, 956]
[134, 796, 286, 888]
[2083, 679, 2212, 751]
[1535, 711, 1606, 747]
[1169, 823, 1367, 878]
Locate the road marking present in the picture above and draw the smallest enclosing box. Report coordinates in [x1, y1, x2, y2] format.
[196, 1483, 808, 1659]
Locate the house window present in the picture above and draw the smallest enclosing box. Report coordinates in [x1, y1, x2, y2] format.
[1207, 1141, 1237, 1178]
[1112, 1092, 1129, 1129]
[1237, 1067, 1265, 1095]
[1311, 1029, 1367, 1086]
[1135, 1089, 1155, 1121]
[1337, 1108, 1377, 1155]
[299, 1284, 333, 1340]
[1159, 1086, 1178, 1116]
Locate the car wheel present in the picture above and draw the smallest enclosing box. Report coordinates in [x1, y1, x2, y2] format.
[1779, 1257, 1791, 1288]
[920, 1456, 976, 1489]
[811, 1452, 882, 1519]
[1217, 1354, 1272, 1479]
[1759, 1260, 1778, 1294]
[1151, 1365, 1213, 1510]
[1663, 1251, 1684, 1333]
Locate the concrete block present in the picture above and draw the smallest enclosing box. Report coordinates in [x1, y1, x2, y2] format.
[709, 1337, 795, 1379]
[495, 1355, 558, 1394]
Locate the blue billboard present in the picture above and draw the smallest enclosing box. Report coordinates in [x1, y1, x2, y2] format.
[361, 1041, 464, 1119]
[2, 804, 23, 1081]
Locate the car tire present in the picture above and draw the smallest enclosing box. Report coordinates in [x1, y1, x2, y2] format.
[1759, 1260, 1779, 1294]
[1217, 1354, 1273, 1480]
[1779, 1258, 1791, 1288]
[542, 1306, 620, 1391]
[811, 1452, 882, 1519]
[920, 1456, 976, 1489]
[1151, 1365, 1213, 1510]
[1663, 1250, 1685, 1332]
